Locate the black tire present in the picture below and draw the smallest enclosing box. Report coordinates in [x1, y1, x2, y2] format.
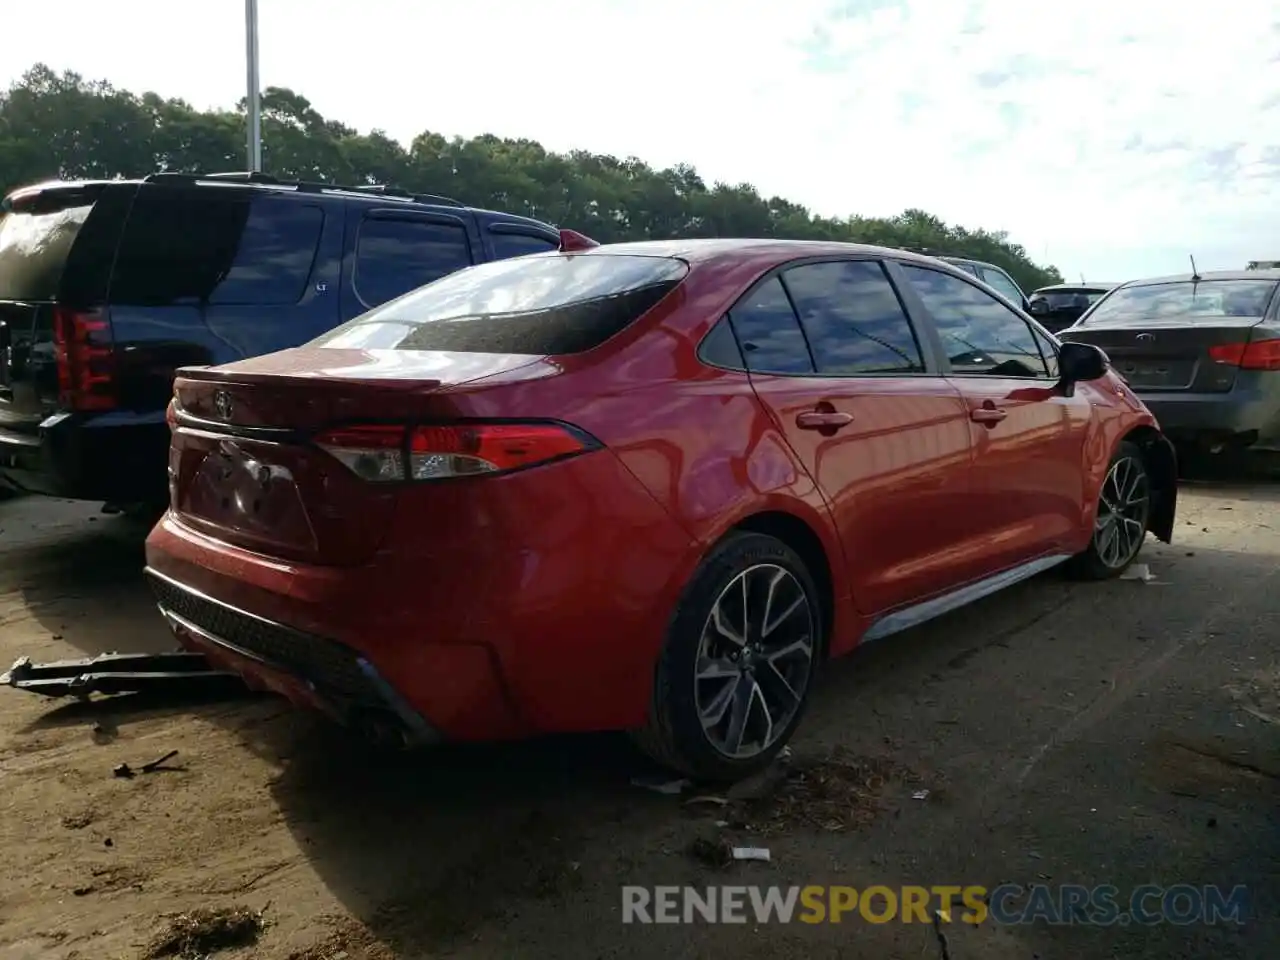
[1067, 440, 1151, 580]
[630, 531, 823, 782]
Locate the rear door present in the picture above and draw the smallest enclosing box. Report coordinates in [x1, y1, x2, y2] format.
[896, 261, 1093, 572]
[730, 258, 975, 616]
[341, 208, 476, 321]
[102, 186, 340, 412]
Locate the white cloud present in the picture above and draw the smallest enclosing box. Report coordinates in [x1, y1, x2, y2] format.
[4, 0, 1279, 280]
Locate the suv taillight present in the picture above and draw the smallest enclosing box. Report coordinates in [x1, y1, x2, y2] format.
[1208, 339, 1280, 371]
[53, 306, 116, 411]
[315, 422, 596, 482]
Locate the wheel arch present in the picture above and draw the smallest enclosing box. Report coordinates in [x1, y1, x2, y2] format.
[1120, 424, 1177, 543]
[727, 509, 837, 656]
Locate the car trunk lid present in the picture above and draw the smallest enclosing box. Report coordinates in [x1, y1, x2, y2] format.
[168, 347, 547, 565]
[1061, 316, 1265, 393]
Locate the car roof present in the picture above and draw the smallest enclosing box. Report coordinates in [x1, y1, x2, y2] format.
[1120, 270, 1280, 287]
[3, 174, 535, 221]
[573, 237, 959, 270]
[1032, 283, 1117, 293]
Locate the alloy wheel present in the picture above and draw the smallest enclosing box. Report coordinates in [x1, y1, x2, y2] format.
[1094, 456, 1149, 569]
[694, 563, 815, 759]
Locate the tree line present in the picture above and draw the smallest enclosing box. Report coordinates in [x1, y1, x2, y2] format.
[0, 64, 1061, 290]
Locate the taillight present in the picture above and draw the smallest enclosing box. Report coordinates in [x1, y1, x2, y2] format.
[53, 306, 116, 411]
[314, 422, 596, 482]
[1207, 338, 1280, 371]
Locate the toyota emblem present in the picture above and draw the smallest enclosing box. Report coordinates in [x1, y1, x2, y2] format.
[1135, 333, 1155, 343]
[213, 390, 234, 421]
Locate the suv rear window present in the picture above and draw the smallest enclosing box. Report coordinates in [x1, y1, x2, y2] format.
[1083, 279, 1279, 323]
[315, 253, 688, 355]
[110, 190, 323, 306]
[0, 196, 95, 301]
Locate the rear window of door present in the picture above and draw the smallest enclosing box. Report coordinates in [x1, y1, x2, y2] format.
[900, 264, 1050, 379]
[354, 216, 473, 307]
[726, 276, 816, 374]
[780, 260, 924, 375]
[110, 192, 323, 306]
[490, 230, 558, 260]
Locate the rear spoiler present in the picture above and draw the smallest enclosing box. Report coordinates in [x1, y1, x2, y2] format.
[558, 228, 599, 252]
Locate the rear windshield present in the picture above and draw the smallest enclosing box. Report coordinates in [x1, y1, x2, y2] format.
[0, 200, 94, 301]
[1083, 279, 1278, 323]
[313, 253, 689, 354]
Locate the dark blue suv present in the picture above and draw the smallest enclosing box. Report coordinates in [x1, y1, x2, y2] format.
[0, 171, 576, 505]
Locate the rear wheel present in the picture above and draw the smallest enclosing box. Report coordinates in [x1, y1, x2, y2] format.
[1067, 440, 1151, 580]
[631, 532, 821, 782]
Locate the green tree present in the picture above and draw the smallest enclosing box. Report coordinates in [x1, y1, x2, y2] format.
[0, 64, 1062, 289]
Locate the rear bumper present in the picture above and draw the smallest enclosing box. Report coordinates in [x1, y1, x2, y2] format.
[0, 412, 169, 502]
[1136, 385, 1280, 451]
[142, 449, 700, 741]
[145, 567, 441, 746]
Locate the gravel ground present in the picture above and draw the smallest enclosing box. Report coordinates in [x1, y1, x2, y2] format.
[0, 484, 1276, 959]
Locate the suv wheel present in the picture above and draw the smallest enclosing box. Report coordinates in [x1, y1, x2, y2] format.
[1067, 440, 1151, 580]
[631, 532, 821, 782]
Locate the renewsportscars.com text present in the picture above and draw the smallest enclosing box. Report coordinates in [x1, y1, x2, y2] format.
[621, 884, 1248, 926]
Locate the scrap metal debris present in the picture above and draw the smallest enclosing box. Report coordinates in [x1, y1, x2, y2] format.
[1, 651, 245, 699]
[142, 904, 267, 959]
[631, 775, 689, 795]
[1120, 564, 1156, 582]
[113, 751, 182, 780]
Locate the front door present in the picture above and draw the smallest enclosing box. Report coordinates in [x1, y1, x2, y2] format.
[895, 262, 1093, 575]
[728, 258, 974, 616]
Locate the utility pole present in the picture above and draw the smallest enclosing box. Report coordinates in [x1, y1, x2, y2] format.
[245, 0, 262, 171]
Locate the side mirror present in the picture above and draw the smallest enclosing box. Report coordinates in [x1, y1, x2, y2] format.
[1028, 299, 1049, 315]
[1058, 341, 1108, 384]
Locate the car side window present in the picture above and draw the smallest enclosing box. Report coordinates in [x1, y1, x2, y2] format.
[980, 267, 1024, 306]
[1031, 324, 1060, 379]
[726, 276, 815, 375]
[490, 231, 558, 260]
[111, 192, 323, 306]
[899, 264, 1051, 378]
[354, 217, 473, 307]
[780, 260, 925, 375]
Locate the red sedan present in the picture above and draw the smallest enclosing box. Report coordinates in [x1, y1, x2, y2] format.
[144, 239, 1177, 781]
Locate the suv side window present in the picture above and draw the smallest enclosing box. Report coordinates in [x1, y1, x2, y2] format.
[726, 276, 815, 374]
[979, 267, 1025, 306]
[899, 264, 1050, 378]
[490, 231, 558, 259]
[780, 260, 925, 375]
[354, 216, 473, 307]
[111, 192, 324, 306]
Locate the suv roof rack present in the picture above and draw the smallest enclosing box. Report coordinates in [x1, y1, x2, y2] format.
[142, 171, 465, 208]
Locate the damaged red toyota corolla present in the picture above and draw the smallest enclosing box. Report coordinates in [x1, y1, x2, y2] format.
[144, 240, 1178, 781]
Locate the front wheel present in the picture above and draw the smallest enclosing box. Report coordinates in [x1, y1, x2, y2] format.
[1067, 440, 1151, 580]
[631, 532, 822, 782]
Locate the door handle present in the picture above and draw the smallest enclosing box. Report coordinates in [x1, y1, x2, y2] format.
[970, 406, 1007, 424]
[796, 411, 853, 430]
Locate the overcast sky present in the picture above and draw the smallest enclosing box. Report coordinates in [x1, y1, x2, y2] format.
[6, 0, 1279, 282]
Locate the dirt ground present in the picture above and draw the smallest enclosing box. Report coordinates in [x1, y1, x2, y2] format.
[1, 484, 1277, 959]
